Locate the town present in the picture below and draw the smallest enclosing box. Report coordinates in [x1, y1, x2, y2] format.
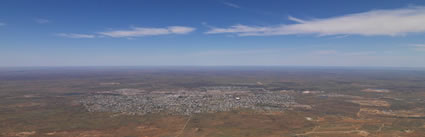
[80, 87, 295, 115]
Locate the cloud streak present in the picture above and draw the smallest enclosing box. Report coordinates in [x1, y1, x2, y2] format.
[98, 26, 195, 38]
[57, 33, 96, 38]
[223, 2, 240, 8]
[313, 50, 376, 56]
[206, 6, 425, 36]
[35, 18, 50, 24]
[412, 44, 425, 51]
[0, 22, 5, 26]
[313, 50, 338, 55]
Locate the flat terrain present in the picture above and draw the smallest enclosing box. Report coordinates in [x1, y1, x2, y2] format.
[1, 67, 425, 137]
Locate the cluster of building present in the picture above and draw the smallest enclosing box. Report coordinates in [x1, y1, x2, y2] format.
[80, 88, 295, 115]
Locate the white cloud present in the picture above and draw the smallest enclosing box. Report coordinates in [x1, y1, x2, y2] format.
[168, 26, 196, 34]
[223, 2, 240, 8]
[0, 22, 5, 26]
[344, 51, 377, 56]
[288, 16, 306, 23]
[194, 49, 282, 56]
[206, 6, 425, 36]
[98, 26, 195, 38]
[57, 33, 96, 38]
[313, 50, 338, 55]
[35, 18, 50, 24]
[206, 24, 269, 34]
[412, 44, 425, 51]
[313, 50, 376, 56]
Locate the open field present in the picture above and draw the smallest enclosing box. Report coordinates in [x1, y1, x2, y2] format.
[1, 67, 425, 137]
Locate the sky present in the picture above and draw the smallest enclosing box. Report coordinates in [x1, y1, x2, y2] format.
[1, 0, 425, 67]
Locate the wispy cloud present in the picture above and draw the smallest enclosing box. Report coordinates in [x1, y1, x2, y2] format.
[57, 33, 96, 38]
[98, 26, 195, 38]
[58, 26, 195, 39]
[35, 18, 50, 24]
[206, 24, 269, 35]
[206, 6, 425, 36]
[0, 22, 5, 26]
[344, 51, 377, 56]
[223, 2, 240, 8]
[194, 49, 282, 56]
[313, 50, 376, 56]
[313, 50, 338, 55]
[412, 44, 425, 51]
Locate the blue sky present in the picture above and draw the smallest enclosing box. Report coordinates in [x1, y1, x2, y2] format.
[1, 0, 425, 67]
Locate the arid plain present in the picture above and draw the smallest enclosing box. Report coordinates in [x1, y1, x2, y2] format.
[1, 67, 425, 137]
